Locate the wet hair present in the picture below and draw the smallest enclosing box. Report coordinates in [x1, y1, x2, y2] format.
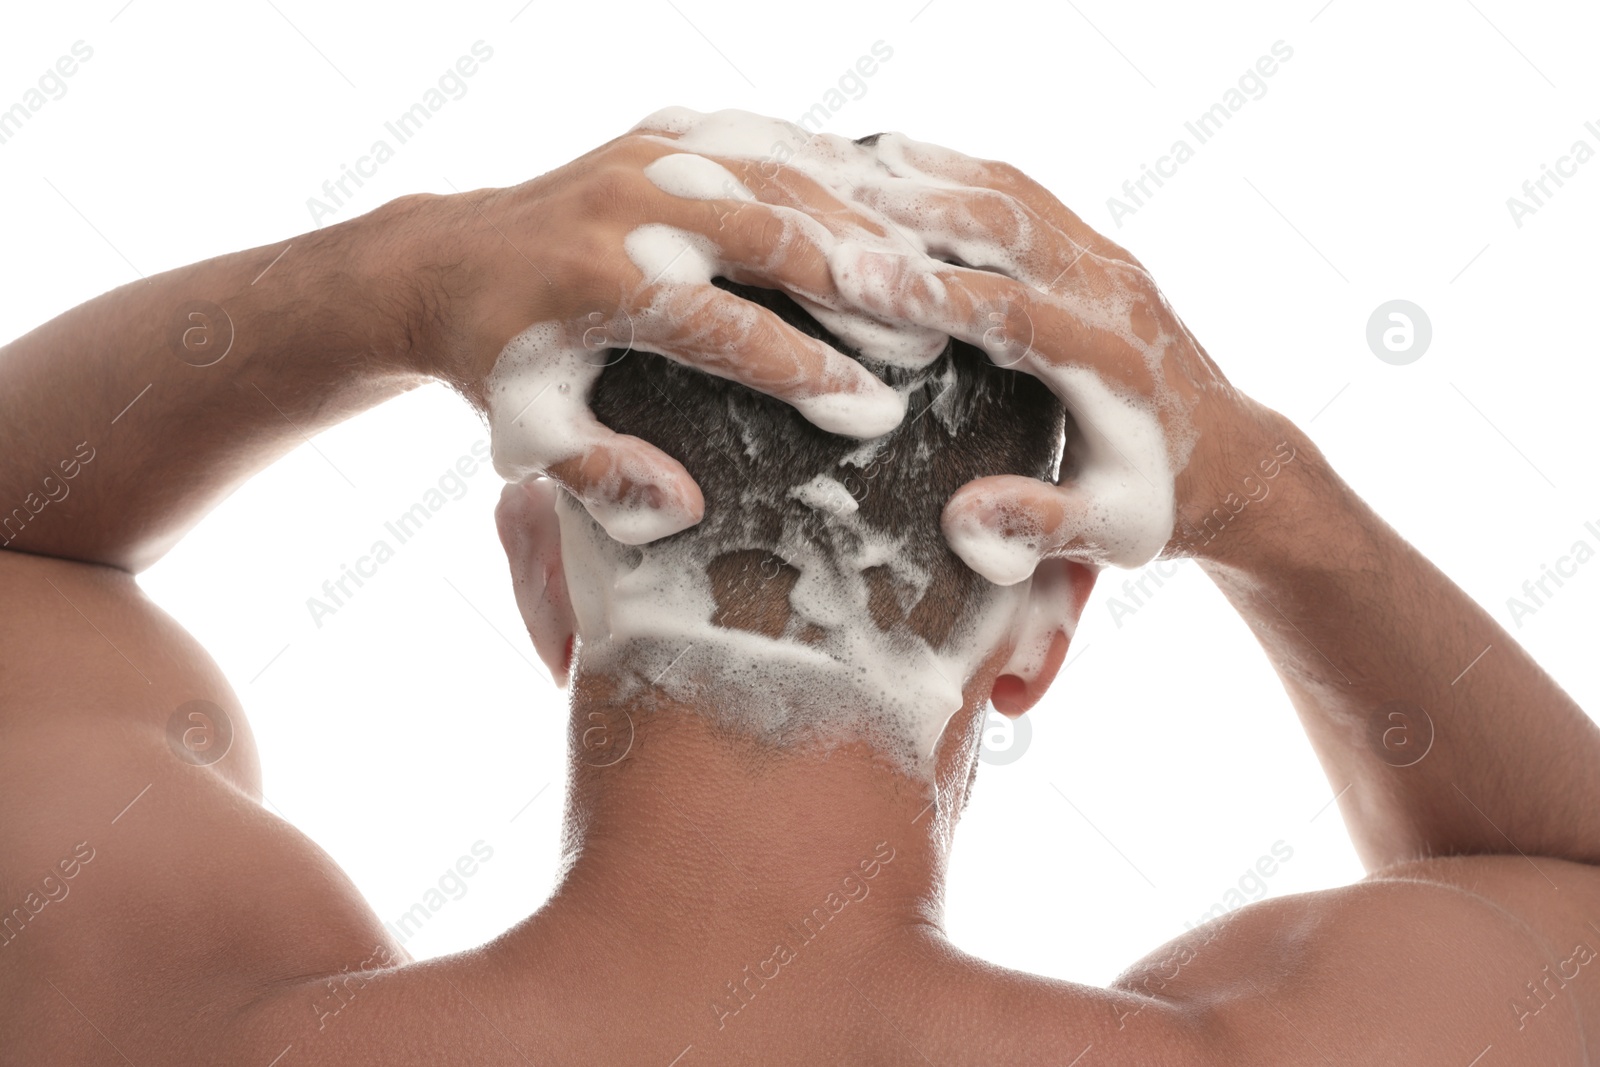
[587, 278, 1065, 651]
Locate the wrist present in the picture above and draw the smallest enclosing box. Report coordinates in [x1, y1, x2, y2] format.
[352, 191, 484, 388]
[1180, 404, 1352, 575]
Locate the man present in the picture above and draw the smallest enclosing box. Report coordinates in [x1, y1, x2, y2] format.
[2, 112, 1597, 1065]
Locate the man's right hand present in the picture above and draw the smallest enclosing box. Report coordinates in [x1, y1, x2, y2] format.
[822, 137, 1290, 581]
[850, 140, 1600, 888]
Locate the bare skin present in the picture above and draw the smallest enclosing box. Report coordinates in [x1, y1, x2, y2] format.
[3, 127, 1598, 1066]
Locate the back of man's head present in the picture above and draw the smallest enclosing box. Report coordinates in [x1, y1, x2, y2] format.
[559, 279, 1065, 767]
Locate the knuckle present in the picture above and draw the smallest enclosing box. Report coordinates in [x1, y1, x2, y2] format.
[771, 232, 830, 292]
[576, 165, 644, 219]
[749, 206, 788, 256]
[984, 160, 1030, 191]
[559, 230, 625, 293]
[1120, 261, 1161, 305]
[970, 189, 1025, 241]
[685, 295, 768, 358]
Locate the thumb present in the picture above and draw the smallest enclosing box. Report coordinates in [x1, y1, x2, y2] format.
[943, 474, 1170, 585]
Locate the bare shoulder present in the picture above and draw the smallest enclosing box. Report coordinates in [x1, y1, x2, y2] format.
[0, 549, 394, 1064]
[1108, 853, 1600, 1065]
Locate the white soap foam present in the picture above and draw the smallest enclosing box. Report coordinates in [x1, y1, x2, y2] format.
[642, 153, 755, 202]
[490, 106, 1198, 772]
[790, 474, 859, 516]
[556, 483, 1032, 773]
[942, 506, 1047, 588]
[618, 225, 909, 439]
[794, 295, 950, 368]
[485, 324, 697, 545]
[838, 433, 891, 470]
[997, 559, 1082, 682]
[623, 222, 720, 286]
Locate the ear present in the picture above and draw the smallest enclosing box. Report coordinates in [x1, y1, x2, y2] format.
[494, 479, 578, 687]
[989, 559, 1098, 717]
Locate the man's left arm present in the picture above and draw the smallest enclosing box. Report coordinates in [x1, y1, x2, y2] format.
[0, 124, 907, 574]
[0, 200, 426, 572]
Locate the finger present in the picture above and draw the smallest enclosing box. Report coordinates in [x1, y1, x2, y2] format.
[715, 156, 896, 243]
[692, 198, 949, 367]
[632, 281, 908, 439]
[639, 149, 950, 366]
[627, 107, 696, 139]
[867, 133, 1142, 267]
[640, 147, 915, 304]
[634, 149, 841, 300]
[700, 200, 841, 303]
[943, 473, 1172, 582]
[485, 330, 705, 544]
[543, 432, 705, 546]
[852, 181, 1082, 288]
[645, 169, 881, 307]
[829, 247, 1157, 384]
[829, 247, 1064, 366]
[632, 125, 894, 247]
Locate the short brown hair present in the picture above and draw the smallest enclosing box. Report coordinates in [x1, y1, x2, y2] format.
[588, 279, 1064, 648]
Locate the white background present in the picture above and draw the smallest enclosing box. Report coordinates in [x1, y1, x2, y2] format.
[3, 0, 1596, 987]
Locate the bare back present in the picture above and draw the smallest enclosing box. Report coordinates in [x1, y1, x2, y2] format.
[5, 550, 1595, 1066]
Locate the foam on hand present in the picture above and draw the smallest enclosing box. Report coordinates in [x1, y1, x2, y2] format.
[943, 364, 1178, 581]
[718, 117, 1191, 573]
[487, 106, 1199, 773]
[642, 152, 754, 202]
[942, 504, 1048, 588]
[484, 326, 694, 545]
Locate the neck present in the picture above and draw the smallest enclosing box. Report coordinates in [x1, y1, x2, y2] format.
[534, 680, 987, 962]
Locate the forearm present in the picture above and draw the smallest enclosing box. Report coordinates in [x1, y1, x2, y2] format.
[1199, 415, 1600, 871]
[0, 201, 432, 572]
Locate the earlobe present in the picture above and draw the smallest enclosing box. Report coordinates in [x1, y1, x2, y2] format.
[989, 559, 1098, 717]
[494, 479, 579, 687]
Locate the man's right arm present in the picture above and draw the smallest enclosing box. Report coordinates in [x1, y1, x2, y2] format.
[698, 139, 1600, 1064]
[1196, 419, 1600, 873]
[829, 147, 1600, 875]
